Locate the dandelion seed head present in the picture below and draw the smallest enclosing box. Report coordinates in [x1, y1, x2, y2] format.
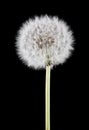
[16, 15, 75, 69]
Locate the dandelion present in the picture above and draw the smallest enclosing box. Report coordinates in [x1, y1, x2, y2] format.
[16, 15, 75, 130]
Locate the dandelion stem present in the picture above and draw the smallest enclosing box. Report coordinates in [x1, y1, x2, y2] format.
[45, 65, 51, 130]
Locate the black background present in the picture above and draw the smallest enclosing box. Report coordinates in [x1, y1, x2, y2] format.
[1, 1, 87, 130]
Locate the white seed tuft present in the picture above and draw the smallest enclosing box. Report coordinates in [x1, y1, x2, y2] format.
[16, 15, 75, 69]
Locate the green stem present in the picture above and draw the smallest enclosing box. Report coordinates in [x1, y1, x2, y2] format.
[45, 65, 51, 130]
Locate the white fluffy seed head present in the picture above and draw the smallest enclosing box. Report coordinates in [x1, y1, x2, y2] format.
[16, 15, 75, 69]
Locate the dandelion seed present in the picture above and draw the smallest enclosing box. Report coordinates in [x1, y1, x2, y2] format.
[16, 15, 74, 69]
